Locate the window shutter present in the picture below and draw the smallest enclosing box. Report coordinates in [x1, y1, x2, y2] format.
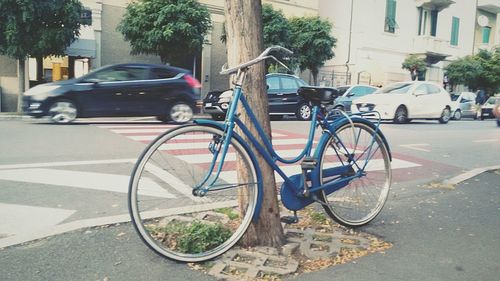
[450, 17, 459, 46]
[385, 0, 397, 33]
[430, 10, 438, 36]
[482, 26, 491, 44]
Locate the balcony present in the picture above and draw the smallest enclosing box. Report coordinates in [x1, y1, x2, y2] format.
[415, 0, 455, 11]
[412, 36, 450, 64]
[478, 0, 500, 13]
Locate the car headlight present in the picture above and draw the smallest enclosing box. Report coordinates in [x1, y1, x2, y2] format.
[218, 90, 233, 103]
[24, 85, 60, 101]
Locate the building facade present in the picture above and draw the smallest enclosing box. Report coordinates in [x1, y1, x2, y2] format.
[0, 0, 317, 112]
[2, 0, 497, 112]
[318, 0, 499, 89]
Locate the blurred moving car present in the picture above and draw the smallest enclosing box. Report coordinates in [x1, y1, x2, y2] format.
[480, 96, 500, 120]
[23, 63, 201, 124]
[351, 81, 452, 124]
[450, 91, 477, 120]
[203, 73, 317, 121]
[331, 85, 378, 112]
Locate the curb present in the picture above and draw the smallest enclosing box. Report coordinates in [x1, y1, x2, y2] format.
[443, 164, 500, 185]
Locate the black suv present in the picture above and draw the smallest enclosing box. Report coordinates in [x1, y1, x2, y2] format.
[23, 63, 201, 124]
[203, 73, 315, 121]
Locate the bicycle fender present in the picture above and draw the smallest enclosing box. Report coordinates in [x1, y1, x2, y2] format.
[193, 119, 264, 222]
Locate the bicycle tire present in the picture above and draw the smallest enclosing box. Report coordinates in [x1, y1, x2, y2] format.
[317, 121, 391, 227]
[128, 124, 259, 262]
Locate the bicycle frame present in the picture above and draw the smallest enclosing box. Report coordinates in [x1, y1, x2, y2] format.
[194, 70, 392, 215]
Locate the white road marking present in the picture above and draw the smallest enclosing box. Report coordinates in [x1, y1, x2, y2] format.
[0, 203, 75, 236]
[0, 168, 174, 198]
[0, 159, 135, 170]
[399, 143, 431, 152]
[472, 139, 498, 143]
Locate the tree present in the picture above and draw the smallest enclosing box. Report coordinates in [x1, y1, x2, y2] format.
[402, 54, 427, 81]
[444, 48, 500, 94]
[117, 0, 211, 66]
[289, 16, 336, 85]
[0, 0, 83, 112]
[224, 0, 284, 247]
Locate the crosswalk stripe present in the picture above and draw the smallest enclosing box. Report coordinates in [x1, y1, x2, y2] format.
[0, 203, 76, 236]
[0, 168, 174, 198]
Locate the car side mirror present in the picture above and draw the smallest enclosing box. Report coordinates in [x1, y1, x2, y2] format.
[82, 78, 100, 84]
[347, 93, 355, 97]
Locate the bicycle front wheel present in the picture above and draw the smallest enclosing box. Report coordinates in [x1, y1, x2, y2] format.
[318, 121, 391, 227]
[129, 125, 259, 262]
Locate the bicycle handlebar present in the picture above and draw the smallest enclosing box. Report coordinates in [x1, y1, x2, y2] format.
[220, 45, 293, 75]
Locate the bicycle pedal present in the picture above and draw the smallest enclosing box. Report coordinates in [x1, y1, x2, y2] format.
[301, 157, 317, 170]
[280, 215, 299, 224]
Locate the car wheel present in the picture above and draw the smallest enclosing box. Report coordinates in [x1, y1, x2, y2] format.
[393, 106, 408, 124]
[439, 107, 451, 124]
[168, 102, 193, 123]
[211, 114, 225, 121]
[296, 102, 312, 121]
[48, 99, 78, 124]
[453, 110, 462, 120]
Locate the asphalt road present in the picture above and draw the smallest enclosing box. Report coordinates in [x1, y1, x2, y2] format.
[0, 116, 499, 280]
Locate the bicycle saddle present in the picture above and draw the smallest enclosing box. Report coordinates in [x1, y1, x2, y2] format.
[298, 86, 339, 105]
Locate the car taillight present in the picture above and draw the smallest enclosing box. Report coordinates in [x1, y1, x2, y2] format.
[184, 74, 202, 89]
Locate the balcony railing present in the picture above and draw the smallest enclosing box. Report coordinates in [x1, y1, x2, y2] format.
[412, 36, 451, 63]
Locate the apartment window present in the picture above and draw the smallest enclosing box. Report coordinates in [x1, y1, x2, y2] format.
[482, 26, 491, 44]
[385, 0, 397, 33]
[450, 17, 460, 46]
[418, 8, 438, 36]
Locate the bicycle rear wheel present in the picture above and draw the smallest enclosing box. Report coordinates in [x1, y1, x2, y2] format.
[129, 125, 259, 262]
[317, 121, 391, 227]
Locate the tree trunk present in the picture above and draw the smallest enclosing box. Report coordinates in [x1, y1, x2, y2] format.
[224, 0, 284, 248]
[36, 56, 44, 82]
[17, 59, 26, 113]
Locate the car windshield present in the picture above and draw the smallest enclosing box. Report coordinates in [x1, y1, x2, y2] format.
[377, 83, 413, 94]
[451, 94, 460, 101]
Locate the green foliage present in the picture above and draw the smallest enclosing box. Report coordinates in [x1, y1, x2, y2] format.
[215, 207, 239, 220]
[117, 0, 211, 65]
[309, 211, 328, 225]
[402, 55, 427, 81]
[162, 221, 232, 254]
[401, 55, 427, 72]
[0, 0, 83, 59]
[262, 4, 290, 49]
[288, 16, 336, 84]
[445, 48, 500, 94]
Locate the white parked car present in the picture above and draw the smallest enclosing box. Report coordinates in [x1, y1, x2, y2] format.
[351, 81, 452, 124]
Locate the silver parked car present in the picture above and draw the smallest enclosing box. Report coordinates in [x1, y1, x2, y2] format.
[450, 92, 477, 120]
[331, 85, 378, 112]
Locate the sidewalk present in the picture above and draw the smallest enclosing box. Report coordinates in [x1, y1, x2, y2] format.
[0, 169, 498, 281]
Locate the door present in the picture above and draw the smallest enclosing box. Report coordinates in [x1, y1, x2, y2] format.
[267, 76, 285, 114]
[73, 66, 133, 116]
[138, 67, 184, 116]
[408, 84, 431, 118]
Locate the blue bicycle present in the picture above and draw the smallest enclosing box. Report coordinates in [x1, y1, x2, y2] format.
[128, 46, 392, 262]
